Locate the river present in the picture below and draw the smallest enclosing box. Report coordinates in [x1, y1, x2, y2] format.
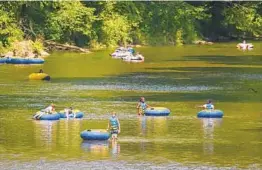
[0, 43, 261, 169]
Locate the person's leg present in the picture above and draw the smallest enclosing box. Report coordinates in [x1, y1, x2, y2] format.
[111, 133, 117, 141]
[35, 112, 44, 120]
[65, 110, 69, 119]
[33, 113, 39, 119]
[138, 108, 142, 116]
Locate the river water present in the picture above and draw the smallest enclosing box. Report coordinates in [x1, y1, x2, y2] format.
[0, 43, 261, 169]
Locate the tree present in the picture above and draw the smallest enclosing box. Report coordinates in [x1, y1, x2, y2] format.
[223, 2, 262, 38]
[0, 5, 23, 53]
[99, 2, 132, 47]
[46, 1, 96, 46]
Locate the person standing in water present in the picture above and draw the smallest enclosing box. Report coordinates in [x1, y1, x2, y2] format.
[137, 97, 150, 115]
[197, 99, 215, 110]
[107, 112, 121, 141]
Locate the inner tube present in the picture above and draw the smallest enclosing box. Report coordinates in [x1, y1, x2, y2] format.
[0, 58, 7, 64]
[197, 110, 223, 118]
[59, 110, 84, 119]
[33, 111, 60, 120]
[80, 129, 110, 140]
[29, 73, 50, 81]
[28, 58, 45, 64]
[236, 43, 254, 49]
[5, 57, 44, 64]
[144, 107, 171, 116]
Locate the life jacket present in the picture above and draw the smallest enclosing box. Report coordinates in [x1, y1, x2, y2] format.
[139, 102, 147, 111]
[205, 103, 214, 110]
[110, 116, 119, 130]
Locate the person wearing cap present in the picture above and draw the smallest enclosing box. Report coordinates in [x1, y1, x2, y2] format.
[107, 112, 121, 141]
[197, 100, 214, 110]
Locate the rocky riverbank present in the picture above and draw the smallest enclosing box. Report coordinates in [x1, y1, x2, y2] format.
[0, 41, 49, 59]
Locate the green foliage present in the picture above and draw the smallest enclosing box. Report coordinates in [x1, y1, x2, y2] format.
[46, 1, 96, 46]
[0, 7, 23, 48]
[175, 29, 183, 46]
[223, 3, 262, 37]
[101, 15, 131, 47]
[98, 2, 131, 47]
[89, 39, 106, 50]
[32, 39, 44, 54]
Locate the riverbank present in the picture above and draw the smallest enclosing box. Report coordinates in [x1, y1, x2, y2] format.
[44, 40, 90, 53]
[0, 40, 49, 59]
[1, 39, 260, 59]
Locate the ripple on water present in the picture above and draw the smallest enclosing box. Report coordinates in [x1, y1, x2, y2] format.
[238, 74, 262, 80]
[68, 84, 222, 92]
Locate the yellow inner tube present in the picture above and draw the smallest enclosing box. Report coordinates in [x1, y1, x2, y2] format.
[60, 109, 80, 113]
[29, 73, 49, 80]
[89, 129, 108, 132]
[147, 107, 167, 110]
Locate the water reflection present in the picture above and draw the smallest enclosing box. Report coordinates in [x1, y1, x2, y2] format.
[136, 116, 168, 152]
[138, 116, 147, 151]
[200, 118, 223, 155]
[57, 119, 82, 148]
[81, 140, 109, 156]
[81, 140, 121, 157]
[138, 116, 147, 136]
[146, 116, 168, 136]
[33, 120, 58, 150]
[111, 140, 121, 157]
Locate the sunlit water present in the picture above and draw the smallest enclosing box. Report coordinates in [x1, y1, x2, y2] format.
[0, 43, 261, 169]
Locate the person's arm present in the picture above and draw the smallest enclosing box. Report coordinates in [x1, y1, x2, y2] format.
[196, 105, 205, 108]
[117, 119, 121, 133]
[146, 103, 151, 108]
[137, 103, 141, 114]
[136, 102, 140, 109]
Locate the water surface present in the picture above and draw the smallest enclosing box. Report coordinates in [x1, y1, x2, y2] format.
[0, 43, 261, 169]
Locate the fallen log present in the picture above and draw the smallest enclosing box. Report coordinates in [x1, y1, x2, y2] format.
[44, 40, 90, 53]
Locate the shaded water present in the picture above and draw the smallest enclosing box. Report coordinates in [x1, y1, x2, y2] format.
[0, 43, 261, 169]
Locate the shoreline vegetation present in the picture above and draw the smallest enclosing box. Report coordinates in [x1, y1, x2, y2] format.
[0, 1, 262, 56]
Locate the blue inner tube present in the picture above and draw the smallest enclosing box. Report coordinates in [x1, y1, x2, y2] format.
[5, 57, 44, 64]
[28, 58, 45, 64]
[0, 58, 7, 64]
[144, 107, 171, 116]
[80, 130, 110, 140]
[59, 111, 84, 118]
[35, 112, 60, 120]
[197, 110, 224, 118]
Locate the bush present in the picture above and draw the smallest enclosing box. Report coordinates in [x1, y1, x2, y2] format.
[32, 39, 44, 55]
